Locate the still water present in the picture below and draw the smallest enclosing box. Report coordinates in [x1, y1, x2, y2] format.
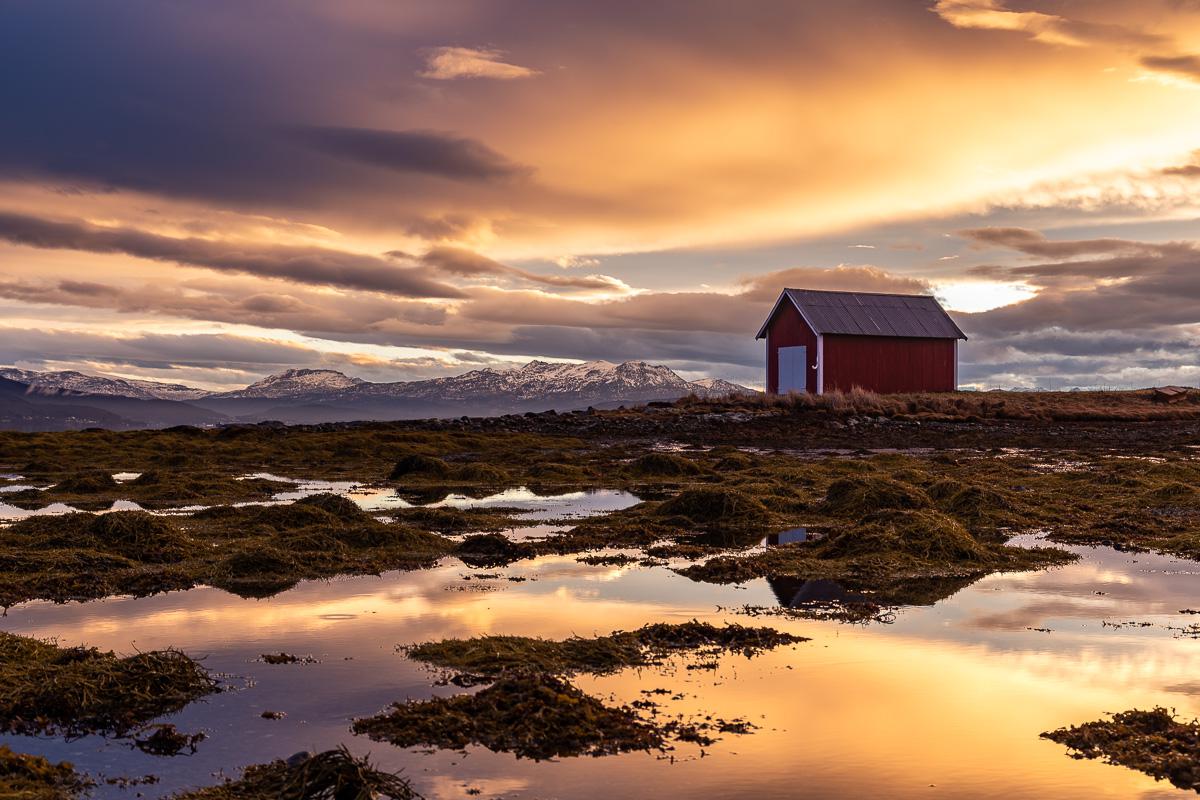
[0, 510, 1197, 797]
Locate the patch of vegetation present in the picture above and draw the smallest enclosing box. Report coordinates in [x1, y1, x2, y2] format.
[389, 454, 453, 480]
[655, 487, 772, 528]
[405, 621, 805, 682]
[174, 746, 420, 799]
[0, 631, 218, 738]
[0, 745, 90, 800]
[1042, 708, 1200, 792]
[3, 471, 292, 512]
[0, 497, 454, 605]
[454, 533, 537, 567]
[352, 672, 664, 760]
[625, 453, 705, 477]
[678, 508, 1075, 585]
[822, 477, 931, 516]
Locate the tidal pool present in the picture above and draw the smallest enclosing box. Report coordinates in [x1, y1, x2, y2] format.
[0, 533, 1197, 799]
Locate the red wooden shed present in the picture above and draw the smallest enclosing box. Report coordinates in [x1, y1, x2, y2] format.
[755, 288, 966, 395]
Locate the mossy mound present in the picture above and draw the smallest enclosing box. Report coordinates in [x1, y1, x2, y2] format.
[527, 462, 590, 481]
[8, 511, 195, 564]
[295, 492, 371, 522]
[454, 464, 511, 483]
[822, 477, 931, 516]
[1143, 482, 1200, 507]
[87, 511, 196, 563]
[253, 503, 341, 531]
[175, 746, 419, 799]
[626, 453, 705, 477]
[713, 453, 755, 472]
[0, 746, 88, 800]
[1042, 707, 1200, 792]
[352, 672, 663, 760]
[815, 510, 994, 564]
[51, 472, 119, 494]
[455, 533, 536, 567]
[656, 488, 772, 528]
[0, 631, 218, 738]
[939, 484, 1021, 528]
[389, 455, 452, 480]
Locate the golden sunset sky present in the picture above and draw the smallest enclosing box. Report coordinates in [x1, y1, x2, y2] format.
[3, 0, 1200, 389]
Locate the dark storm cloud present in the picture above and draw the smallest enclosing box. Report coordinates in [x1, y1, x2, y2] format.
[295, 127, 530, 182]
[0, 1, 529, 216]
[0, 212, 464, 298]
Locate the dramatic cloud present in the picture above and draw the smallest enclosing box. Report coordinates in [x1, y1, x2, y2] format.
[953, 227, 1200, 387]
[0, 212, 464, 298]
[957, 227, 1146, 258]
[3, 2, 1200, 388]
[419, 47, 538, 80]
[414, 246, 631, 291]
[294, 127, 531, 182]
[1140, 54, 1200, 79]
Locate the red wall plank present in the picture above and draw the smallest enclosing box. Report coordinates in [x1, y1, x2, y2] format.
[822, 335, 957, 393]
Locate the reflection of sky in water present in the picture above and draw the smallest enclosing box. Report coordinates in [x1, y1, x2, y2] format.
[0, 474, 639, 525]
[0, 527, 1197, 799]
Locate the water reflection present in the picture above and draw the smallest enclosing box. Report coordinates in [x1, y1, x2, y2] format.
[765, 527, 809, 546]
[0, 539, 1196, 797]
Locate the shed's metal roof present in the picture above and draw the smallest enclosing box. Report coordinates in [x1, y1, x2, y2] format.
[756, 289, 967, 340]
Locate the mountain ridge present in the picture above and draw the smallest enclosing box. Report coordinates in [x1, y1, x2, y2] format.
[0, 360, 754, 430]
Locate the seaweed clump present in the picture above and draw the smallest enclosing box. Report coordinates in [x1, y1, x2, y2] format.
[1042, 708, 1200, 792]
[679, 509, 1074, 585]
[175, 746, 419, 800]
[455, 533, 536, 567]
[389, 455, 452, 480]
[353, 672, 663, 760]
[822, 477, 930, 515]
[0, 745, 90, 800]
[655, 488, 772, 528]
[0, 631, 219, 738]
[626, 453, 705, 478]
[404, 621, 806, 682]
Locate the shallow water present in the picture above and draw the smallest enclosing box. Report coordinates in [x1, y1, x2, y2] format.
[1, 524, 1197, 799]
[0, 478, 640, 525]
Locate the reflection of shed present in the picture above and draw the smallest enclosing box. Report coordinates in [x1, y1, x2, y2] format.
[767, 577, 869, 608]
[756, 288, 967, 394]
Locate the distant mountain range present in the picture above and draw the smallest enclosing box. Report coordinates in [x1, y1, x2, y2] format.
[0, 361, 753, 431]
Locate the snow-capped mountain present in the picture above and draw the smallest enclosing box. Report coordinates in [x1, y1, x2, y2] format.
[1, 361, 754, 427]
[355, 360, 713, 402]
[0, 368, 209, 401]
[213, 368, 366, 399]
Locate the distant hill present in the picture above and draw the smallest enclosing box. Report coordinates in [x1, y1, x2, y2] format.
[0, 377, 227, 431]
[0, 360, 754, 430]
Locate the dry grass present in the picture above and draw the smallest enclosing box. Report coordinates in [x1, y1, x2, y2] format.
[676, 387, 1200, 422]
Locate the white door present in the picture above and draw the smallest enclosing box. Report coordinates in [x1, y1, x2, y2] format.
[778, 346, 807, 393]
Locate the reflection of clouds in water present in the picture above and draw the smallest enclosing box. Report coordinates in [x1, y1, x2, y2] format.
[423, 775, 531, 800]
[1, 538, 1198, 798]
[0, 498, 144, 519]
